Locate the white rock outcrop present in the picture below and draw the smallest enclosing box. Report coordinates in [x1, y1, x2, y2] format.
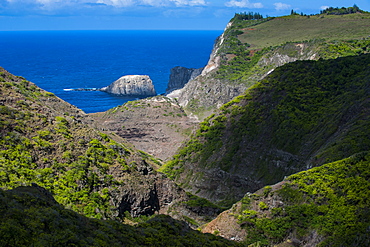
[100, 75, 156, 96]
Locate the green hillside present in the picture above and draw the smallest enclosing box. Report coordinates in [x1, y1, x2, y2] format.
[0, 67, 225, 228]
[1, 6, 370, 246]
[181, 11, 370, 117]
[238, 13, 370, 49]
[0, 185, 242, 246]
[0, 67, 239, 244]
[229, 12, 370, 61]
[161, 54, 370, 206]
[208, 152, 370, 246]
[0, 67, 160, 219]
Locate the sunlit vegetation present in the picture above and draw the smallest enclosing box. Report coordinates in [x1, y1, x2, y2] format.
[319, 39, 370, 59]
[0, 69, 159, 220]
[0, 112, 134, 219]
[213, 9, 370, 82]
[162, 54, 370, 204]
[233, 152, 370, 246]
[320, 5, 366, 15]
[237, 11, 370, 50]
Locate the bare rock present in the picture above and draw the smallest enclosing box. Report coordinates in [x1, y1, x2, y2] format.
[90, 96, 199, 161]
[100, 75, 156, 96]
[166, 66, 203, 94]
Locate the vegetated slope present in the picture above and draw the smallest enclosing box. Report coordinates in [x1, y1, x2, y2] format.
[161, 54, 370, 206]
[90, 96, 199, 161]
[0, 67, 221, 227]
[0, 185, 243, 246]
[202, 152, 370, 246]
[238, 13, 370, 49]
[176, 11, 370, 118]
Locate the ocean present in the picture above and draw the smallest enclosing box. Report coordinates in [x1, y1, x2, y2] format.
[0, 30, 221, 113]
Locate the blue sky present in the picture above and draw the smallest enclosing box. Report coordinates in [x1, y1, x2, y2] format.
[1, 0, 369, 30]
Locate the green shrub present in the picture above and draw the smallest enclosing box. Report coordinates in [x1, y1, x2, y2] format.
[237, 152, 370, 245]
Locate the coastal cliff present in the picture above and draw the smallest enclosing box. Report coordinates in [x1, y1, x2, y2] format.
[166, 66, 203, 94]
[100, 75, 156, 96]
[167, 22, 249, 119]
[170, 14, 370, 119]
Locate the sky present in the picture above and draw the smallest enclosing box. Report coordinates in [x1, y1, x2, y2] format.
[1, 0, 369, 30]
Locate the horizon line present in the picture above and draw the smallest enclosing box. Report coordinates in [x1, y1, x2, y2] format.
[0, 28, 225, 32]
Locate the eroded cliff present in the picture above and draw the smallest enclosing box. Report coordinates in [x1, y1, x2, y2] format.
[166, 66, 203, 94]
[170, 14, 370, 119]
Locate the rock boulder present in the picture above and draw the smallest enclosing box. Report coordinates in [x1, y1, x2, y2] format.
[100, 75, 156, 96]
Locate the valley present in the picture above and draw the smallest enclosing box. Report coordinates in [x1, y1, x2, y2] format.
[1, 7, 370, 246]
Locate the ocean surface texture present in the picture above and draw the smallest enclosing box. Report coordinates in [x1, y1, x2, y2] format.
[0, 30, 221, 113]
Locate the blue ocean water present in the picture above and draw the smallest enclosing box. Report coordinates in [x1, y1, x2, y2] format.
[0, 30, 221, 113]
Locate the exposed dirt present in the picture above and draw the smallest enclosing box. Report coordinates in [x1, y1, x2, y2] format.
[90, 96, 199, 161]
[201, 209, 247, 241]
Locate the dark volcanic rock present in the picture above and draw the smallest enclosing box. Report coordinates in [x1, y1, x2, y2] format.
[118, 184, 160, 217]
[166, 66, 203, 94]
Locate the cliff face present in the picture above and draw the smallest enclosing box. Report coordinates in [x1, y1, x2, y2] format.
[100, 75, 156, 96]
[165, 25, 248, 119]
[172, 40, 320, 119]
[200, 23, 229, 76]
[171, 14, 370, 119]
[166, 66, 203, 94]
[172, 75, 249, 119]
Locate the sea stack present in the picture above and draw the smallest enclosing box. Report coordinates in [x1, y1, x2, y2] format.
[100, 75, 156, 96]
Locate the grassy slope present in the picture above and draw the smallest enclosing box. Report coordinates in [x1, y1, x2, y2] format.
[214, 12, 370, 82]
[238, 13, 370, 49]
[161, 54, 370, 205]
